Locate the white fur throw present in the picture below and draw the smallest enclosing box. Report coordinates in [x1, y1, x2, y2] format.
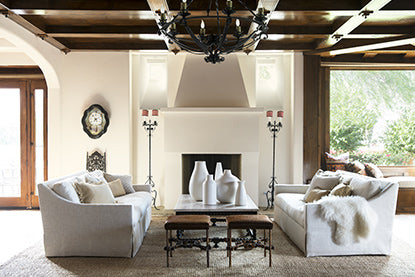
[317, 196, 378, 246]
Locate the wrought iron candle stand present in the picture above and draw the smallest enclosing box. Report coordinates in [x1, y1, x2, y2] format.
[265, 111, 283, 209]
[142, 109, 159, 210]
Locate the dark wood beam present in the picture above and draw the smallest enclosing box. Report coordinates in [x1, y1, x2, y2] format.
[256, 40, 314, 50]
[2, 0, 149, 10]
[0, 4, 69, 52]
[45, 25, 159, 35]
[320, 54, 415, 64]
[276, 0, 370, 11]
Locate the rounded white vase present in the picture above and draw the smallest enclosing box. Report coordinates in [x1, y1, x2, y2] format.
[216, 169, 239, 203]
[189, 161, 209, 201]
[203, 174, 217, 205]
[214, 162, 223, 181]
[235, 180, 247, 206]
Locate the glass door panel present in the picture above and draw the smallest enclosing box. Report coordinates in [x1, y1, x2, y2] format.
[0, 89, 21, 198]
[0, 79, 47, 208]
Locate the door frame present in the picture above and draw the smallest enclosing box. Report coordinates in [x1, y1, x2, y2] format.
[0, 79, 47, 208]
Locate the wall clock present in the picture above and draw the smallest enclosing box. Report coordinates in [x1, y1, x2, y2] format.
[81, 104, 109, 139]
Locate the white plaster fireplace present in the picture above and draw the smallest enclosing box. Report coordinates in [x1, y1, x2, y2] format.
[162, 108, 262, 209]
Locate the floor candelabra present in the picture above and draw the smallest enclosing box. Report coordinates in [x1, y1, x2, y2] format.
[142, 109, 159, 210]
[265, 110, 283, 210]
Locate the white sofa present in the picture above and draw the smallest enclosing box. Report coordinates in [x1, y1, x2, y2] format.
[38, 170, 152, 258]
[274, 171, 399, 257]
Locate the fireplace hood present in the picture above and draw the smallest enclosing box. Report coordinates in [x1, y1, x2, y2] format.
[174, 54, 250, 107]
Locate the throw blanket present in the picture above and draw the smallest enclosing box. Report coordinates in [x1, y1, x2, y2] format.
[317, 196, 378, 246]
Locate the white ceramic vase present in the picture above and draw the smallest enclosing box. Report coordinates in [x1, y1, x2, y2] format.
[203, 175, 217, 205]
[189, 161, 209, 201]
[235, 180, 247, 206]
[214, 162, 223, 181]
[216, 169, 239, 203]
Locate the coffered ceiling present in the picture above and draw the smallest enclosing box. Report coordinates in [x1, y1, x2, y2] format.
[1, 0, 415, 62]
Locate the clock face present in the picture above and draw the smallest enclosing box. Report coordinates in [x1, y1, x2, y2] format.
[82, 104, 109, 139]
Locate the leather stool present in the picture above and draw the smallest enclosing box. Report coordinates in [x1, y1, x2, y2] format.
[226, 215, 273, 267]
[164, 215, 210, 267]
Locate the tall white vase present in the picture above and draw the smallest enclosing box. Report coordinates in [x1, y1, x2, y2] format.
[216, 169, 239, 203]
[189, 161, 209, 201]
[203, 175, 217, 205]
[214, 162, 223, 181]
[235, 180, 247, 206]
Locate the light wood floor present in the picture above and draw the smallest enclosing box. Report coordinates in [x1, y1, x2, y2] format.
[0, 210, 414, 266]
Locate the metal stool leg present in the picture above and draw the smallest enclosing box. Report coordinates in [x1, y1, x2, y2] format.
[264, 229, 266, 257]
[269, 228, 272, 267]
[169, 230, 173, 257]
[206, 229, 210, 267]
[228, 228, 232, 267]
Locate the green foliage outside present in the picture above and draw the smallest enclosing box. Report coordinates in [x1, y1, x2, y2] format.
[330, 70, 415, 166]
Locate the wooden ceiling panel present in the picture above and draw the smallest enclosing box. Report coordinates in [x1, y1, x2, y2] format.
[0, 0, 414, 59]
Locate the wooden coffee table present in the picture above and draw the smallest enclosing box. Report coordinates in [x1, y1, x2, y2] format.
[174, 194, 259, 247]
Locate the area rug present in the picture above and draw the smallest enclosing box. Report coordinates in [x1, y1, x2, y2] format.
[1, 216, 415, 277]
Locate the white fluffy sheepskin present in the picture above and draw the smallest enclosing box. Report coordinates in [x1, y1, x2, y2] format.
[317, 195, 378, 246]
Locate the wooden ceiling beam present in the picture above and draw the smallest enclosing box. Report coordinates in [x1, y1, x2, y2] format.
[2, 0, 149, 10]
[320, 53, 415, 64]
[0, 3, 69, 53]
[45, 25, 159, 35]
[64, 42, 167, 51]
[317, 0, 392, 49]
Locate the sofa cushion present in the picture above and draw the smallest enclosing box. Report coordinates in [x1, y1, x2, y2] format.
[74, 182, 116, 203]
[104, 173, 135, 194]
[385, 176, 415, 188]
[116, 191, 152, 224]
[350, 177, 382, 200]
[275, 193, 305, 227]
[85, 170, 108, 184]
[52, 180, 80, 203]
[329, 183, 352, 197]
[304, 170, 341, 201]
[325, 152, 349, 171]
[364, 163, 384, 178]
[345, 161, 366, 175]
[108, 179, 126, 197]
[305, 189, 330, 203]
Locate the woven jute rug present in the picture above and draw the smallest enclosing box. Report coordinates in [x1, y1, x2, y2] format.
[1, 216, 415, 277]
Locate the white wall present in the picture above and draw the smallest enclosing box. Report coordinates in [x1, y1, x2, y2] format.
[0, 16, 132, 179]
[2, 14, 304, 208]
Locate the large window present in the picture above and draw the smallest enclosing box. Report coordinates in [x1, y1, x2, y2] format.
[330, 70, 415, 166]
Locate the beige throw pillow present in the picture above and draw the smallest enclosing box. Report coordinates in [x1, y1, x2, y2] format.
[305, 188, 331, 203]
[74, 182, 116, 204]
[304, 169, 341, 201]
[329, 183, 352, 197]
[350, 177, 382, 200]
[108, 179, 126, 197]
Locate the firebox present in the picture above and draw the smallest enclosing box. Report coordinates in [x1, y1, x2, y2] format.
[182, 154, 241, 194]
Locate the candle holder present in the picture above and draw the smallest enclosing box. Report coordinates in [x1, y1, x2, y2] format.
[265, 110, 283, 209]
[142, 109, 159, 210]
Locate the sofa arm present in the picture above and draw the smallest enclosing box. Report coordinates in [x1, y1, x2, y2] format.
[133, 184, 151, 193]
[38, 184, 134, 257]
[275, 184, 309, 195]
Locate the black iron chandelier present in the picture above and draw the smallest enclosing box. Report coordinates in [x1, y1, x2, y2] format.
[157, 0, 269, 64]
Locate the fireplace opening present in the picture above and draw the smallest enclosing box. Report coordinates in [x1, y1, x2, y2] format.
[182, 154, 241, 194]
